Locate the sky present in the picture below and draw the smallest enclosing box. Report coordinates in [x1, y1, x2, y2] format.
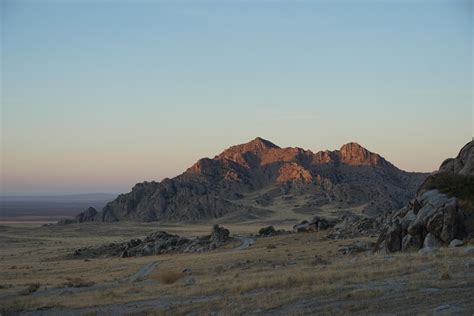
[1, 0, 472, 195]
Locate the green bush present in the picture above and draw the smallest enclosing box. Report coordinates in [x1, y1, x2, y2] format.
[423, 173, 474, 210]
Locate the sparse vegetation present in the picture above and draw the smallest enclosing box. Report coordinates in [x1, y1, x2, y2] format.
[152, 270, 182, 284]
[423, 173, 474, 210]
[1, 222, 473, 314]
[64, 277, 94, 288]
[18, 283, 40, 296]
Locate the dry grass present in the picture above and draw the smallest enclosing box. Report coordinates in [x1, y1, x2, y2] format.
[18, 283, 40, 296]
[151, 270, 183, 284]
[63, 277, 95, 288]
[1, 222, 473, 315]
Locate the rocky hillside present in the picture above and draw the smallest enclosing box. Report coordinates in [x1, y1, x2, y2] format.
[375, 140, 474, 253]
[74, 137, 428, 222]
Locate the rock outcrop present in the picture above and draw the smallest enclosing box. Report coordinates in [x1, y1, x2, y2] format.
[374, 140, 474, 253]
[258, 226, 290, 237]
[439, 141, 474, 176]
[74, 137, 428, 222]
[328, 214, 382, 239]
[293, 216, 336, 233]
[72, 225, 233, 258]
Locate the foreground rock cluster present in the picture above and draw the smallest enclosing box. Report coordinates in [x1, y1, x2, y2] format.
[375, 140, 474, 253]
[374, 190, 467, 253]
[72, 225, 231, 258]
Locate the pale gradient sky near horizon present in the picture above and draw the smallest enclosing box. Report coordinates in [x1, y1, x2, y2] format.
[1, 0, 473, 195]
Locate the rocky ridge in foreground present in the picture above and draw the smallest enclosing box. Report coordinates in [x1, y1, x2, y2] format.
[375, 141, 474, 253]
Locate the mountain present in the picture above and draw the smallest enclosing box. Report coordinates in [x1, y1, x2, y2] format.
[74, 137, 428, 223]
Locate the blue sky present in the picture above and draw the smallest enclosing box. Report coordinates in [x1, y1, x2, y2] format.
[1, 0, 472, 195]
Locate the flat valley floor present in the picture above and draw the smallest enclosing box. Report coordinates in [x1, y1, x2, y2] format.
[1, 222, 474, 315]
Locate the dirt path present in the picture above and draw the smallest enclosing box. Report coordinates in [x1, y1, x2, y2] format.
[234, 236, 255, 251]
[123, 260, 160, 282]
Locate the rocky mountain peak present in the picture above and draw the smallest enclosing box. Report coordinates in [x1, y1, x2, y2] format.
[225, 137, 280, 154]
[338, 142, 383, 166]
[216, 137, 280, 166]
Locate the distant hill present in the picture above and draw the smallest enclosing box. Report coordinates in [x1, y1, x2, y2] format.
[0, 194, 117, 222]
[74, 137, 428, 223]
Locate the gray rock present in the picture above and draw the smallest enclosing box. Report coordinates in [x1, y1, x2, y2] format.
[337, 240, 373, 255]
[448, 239, 463, 248]
[433, 304, 464, 314]
[402, 234, 421, 251]
[423, 233, 442, 249]
[463, 246, 474, 255]
[184, 277, 196, 286]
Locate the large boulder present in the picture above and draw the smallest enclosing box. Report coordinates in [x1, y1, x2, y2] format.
[439, 141, 474, 176]
[210, 224, 230, 244]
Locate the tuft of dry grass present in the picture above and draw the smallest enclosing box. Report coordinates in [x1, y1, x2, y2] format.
[18, 283, 40, 296]
[63, 277, 94, 288]
[151, 270, 183, 284]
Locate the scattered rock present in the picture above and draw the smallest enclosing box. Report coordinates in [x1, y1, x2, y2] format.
[463, 246, 474, 255]
[337, 240, 374, 255]
[448, 239, 463, 248]
[258, 226, 290, 237]
[328, 214, 381, 239]
[294, 216, 336, 233]
[182, 268, 192, 275]
[184, 277, 196, 286]
[210, 224, 230, 244]
[433, 304, 464, 314]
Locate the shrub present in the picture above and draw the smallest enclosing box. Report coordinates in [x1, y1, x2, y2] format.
[153, 270, 182, 284]
[423, 173, 474, 210]
[19, 283, 40, 295]
[64, 277, 94, 288]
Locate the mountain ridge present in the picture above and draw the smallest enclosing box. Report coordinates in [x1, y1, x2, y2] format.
[74, 137, 429, 223]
